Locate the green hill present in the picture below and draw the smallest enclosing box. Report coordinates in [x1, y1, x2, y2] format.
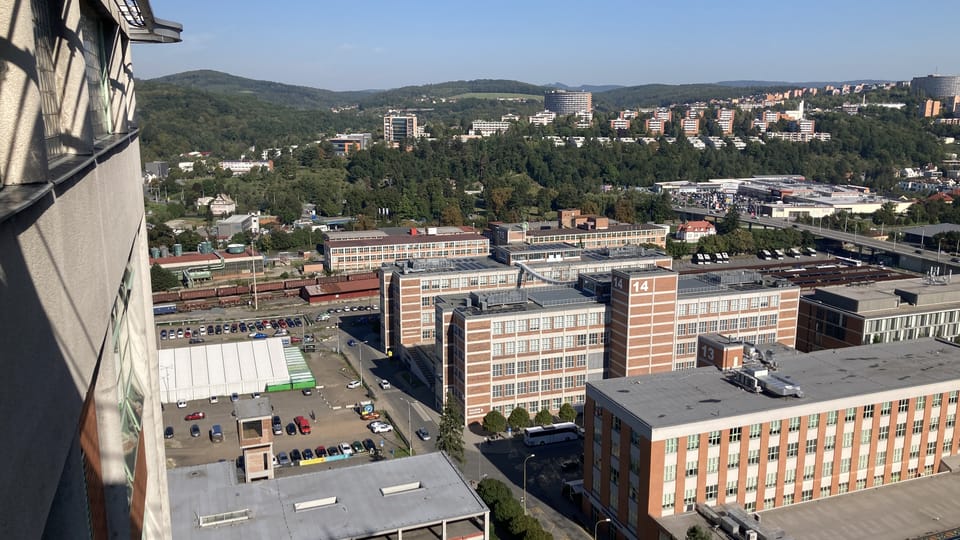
[147, 70, 373, 109]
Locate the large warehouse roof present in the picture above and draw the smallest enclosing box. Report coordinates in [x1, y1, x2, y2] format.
[158, 338, 292, 402]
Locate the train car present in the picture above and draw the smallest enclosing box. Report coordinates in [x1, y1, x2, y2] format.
[236, 285, 250, 295]
[283, 278, 315, 289]
[181, 301, 212, 311]
[152, 291, 180, 303]
[180, 288, 214, 300]
[218, 295, 244, 307]
[255, 281, 284, 292]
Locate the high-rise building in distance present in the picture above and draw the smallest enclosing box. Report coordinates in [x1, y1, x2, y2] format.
[912, 74, 960, 99]
[544, 90, 593, 115]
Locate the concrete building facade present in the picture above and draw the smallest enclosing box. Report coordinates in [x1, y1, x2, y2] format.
[608, 268, 800, 376]
[582, 339, 960, 539]
[797, 276, 960, 352]
[322, 227, 489, 273]
[0, 1, 180, 538]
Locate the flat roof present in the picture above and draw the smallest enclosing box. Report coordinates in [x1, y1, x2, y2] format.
[445, 286, 604, 319]
[387, 250, 671, 278]
[759, 470, 960, 540]
[588, 338, 960, 435]
[168, 453, 488, 540]
[808, 276, 960, 315]
[524, 223, 664, 237]
[656, 470, 960, 540]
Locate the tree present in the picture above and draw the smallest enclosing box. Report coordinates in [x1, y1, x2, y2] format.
[150, 263, 180, 291]
[508, 407, 531, 431]
[665, 238, 690, 259]
[509, 514, 540, 537]
[686, 525, 712, 540]
[440, 204, 464, 226]
[534, 409, 553, 426]
[477, 478, 512, 506]
[482, 410, 507, 434]
[717, 208, 741, 235]
[558, 402, 577, 423]
[436, 393, 465, 463]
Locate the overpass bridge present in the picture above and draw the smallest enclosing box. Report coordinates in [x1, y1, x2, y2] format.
[675, 206, 960, 274]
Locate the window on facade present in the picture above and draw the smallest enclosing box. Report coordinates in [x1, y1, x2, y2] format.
[899, 399, 909, 413]
[845, 408, 856, 422]
[664, 464, 676, 482]
[729, 427, 742, 443]
[803, 464, 815, 480]
[749, 424, 762, 439]
[895, 422, 906, 438]
[662, 493, 675, 511]
[748, 449, 760, 465]
[863, 404, 874, 418]
[843, 432, 854, 448]
[768, 446, 780, 461]
[705, 484, 718, 500]
[726, 480, 738, 496]
[665, 438, 678, 454]
[822, 461, 833, 476]
[933, 394, 943, 407]
[687, 434, 699, 451]
[709, 431, 721, 446]
[769, 420, 782, 435]
[707, 457, 719, 473]
[881, 401, 892, 415]
[808, 413, 820, 429]
[876, 450, 886, 466]
[787, 442, 799, 457]
[788, 417, 801, 432]
[765, 472, 777, 488]
[827, 411, 838, 425]
[686, 460, 698, 477]
[728, 452, 740, 469]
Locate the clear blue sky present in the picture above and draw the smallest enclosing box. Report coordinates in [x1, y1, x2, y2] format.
[136, 0, 957, 91]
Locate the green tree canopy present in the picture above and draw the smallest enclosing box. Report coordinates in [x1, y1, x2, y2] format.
[534, 409, 554, 426]
[150, 264, 180, 291]
[558, 403, 577, 423]
[508, 407, 531, 431]
[482, 410, 507, 434]
[436, 393, 465, 463]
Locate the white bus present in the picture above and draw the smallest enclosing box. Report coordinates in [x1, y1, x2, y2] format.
[523, 422, 581, 446]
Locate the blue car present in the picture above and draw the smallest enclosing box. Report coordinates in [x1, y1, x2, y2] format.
[250, 332, 268, 340]
[347, 339, 357, 347]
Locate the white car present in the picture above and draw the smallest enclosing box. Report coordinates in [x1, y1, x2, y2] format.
[339, 442, 354, 456]
[369, 422, 394, 434]
[379, 379, 391, 390]
[346, 380, 362, 389]
[209, 396, 218, 404]
[176, 399, 187, 408]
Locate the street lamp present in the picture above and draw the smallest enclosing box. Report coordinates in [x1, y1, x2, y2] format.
[523, 453, 536, 515]
[593, 518, 611, 540]
[405, 399, 413, 456]
[360, 340, 369, 389]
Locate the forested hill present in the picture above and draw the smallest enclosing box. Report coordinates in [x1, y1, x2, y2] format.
[144, 70, 775, 111]
[145, 70, 550, 109]
[146, 70, 373, 110]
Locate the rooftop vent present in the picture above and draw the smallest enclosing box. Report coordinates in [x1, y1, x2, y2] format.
[294, 497, 338, 512]
[380, 481, 423, 496]
[198, 509, 251, 528]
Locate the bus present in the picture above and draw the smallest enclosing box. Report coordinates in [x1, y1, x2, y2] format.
[523, 422, 581, 446]
[153, 303, 177, 316]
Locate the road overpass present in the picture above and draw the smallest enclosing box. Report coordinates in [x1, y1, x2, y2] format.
[676, 206, 960, 274]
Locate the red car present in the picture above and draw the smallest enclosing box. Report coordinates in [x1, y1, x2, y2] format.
[184, 411, 205, 421]
[294, 415, 311, 435]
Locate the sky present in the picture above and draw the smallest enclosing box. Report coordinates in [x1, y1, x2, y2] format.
[135, 0, 958, 91]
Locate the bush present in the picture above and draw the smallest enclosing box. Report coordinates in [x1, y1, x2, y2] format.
[477, 478, 512, 506]
[508, 514, 539, 537]
[483, 410, 507, 434]
[493, 497, 523, 524]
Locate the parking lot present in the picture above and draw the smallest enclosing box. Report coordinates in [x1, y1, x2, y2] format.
[160, 301, 405, 474]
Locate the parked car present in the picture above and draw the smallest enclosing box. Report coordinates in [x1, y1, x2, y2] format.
[214, 324, 222, 335]
[160, 330, 167, 340]
[277, 452, 291, 467]
[209, 395, 218, 404]
[272, 416, 283, 435]
[294, 415, 311, 435]
[184, 411, 205, 421]
[302, 448, 314, 460]
[347, 339, 357, 347]
[369, 422, 393, 434]
[315, 445, 327, 457]
[164, 426, 174, 439]
[176, 399, 187, 409]
[416, 427, 431, 441]
[301, 388, 312, 396]
[177, 328, 184, 338]
[189, 337, 205, 344]
[249, 332, 268, 339]
[362, 439, 376, 453]
[360, 411, 381, 421]
[327, 445, 341, 456]
[290, 449, 302, 462]
[190, 424, 201, 437]
[346, 380, 362, 389]
[210, 424, 223, 443]
[230, 392, 239, 402]
[239, 322, 248, 332]
[339, 442, 353, 456]
[351, 441, 364, 454]
[206, 325, 214, 335]
[251, 392, 261, 399]
[378, 379, 391, 389]
[293, 318, 303, 327]
[286, 423, 297, 436]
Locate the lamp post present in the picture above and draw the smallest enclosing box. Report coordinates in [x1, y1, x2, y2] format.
[523, 453, 536, 515]
[406, 399, 413, 456]
[593, 518, 611, 540]
[336, 321, 340, 354]
[360, 340, 369, 390]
